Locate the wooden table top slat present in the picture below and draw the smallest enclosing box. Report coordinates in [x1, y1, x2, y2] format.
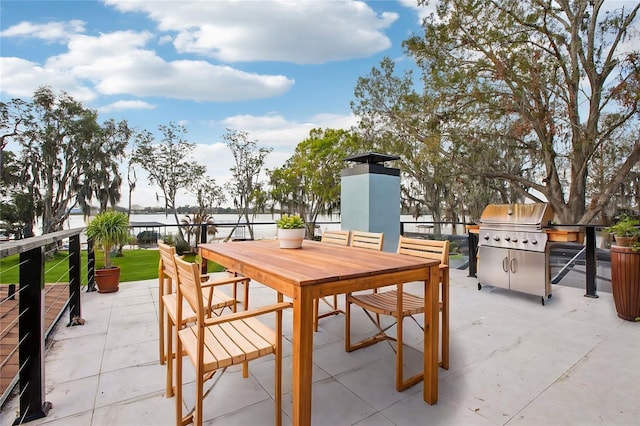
[200, 240, 436, 286]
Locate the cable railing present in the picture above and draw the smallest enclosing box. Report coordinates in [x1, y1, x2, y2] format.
[0, 229, 84, 423]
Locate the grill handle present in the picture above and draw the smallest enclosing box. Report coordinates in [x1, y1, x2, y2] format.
[510, 257, 517, 273]
[502, 256, 509, 272]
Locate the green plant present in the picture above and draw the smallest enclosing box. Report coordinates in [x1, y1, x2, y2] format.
[161, 233, 176, 245]
[276, 214, 305, 229]
[85, 210, 130, 269]
[174, 237, 192, 255]
[606, 214, 640, 238]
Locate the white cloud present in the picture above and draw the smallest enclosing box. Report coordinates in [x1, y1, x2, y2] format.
[0, 56, 97, 101]
[1, 27, 294, 103]
[104, 0, 397, 64]
[0, 1, 400, 109]
[217, 112, 358, 150]
[0, 19, 85, 42]
[98, 100, 156, 113]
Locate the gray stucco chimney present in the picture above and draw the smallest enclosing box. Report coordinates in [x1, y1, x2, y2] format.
[341, 152, 400, 252]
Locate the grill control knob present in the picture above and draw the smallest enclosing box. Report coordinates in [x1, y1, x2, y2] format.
[483, 234, 490, 240]
[522, 238, 528, 243]
[512, 237, 518, 242]
[531, 239, 538, 245]
[504, 236, 511, 241]
[493, 235, 500, 241]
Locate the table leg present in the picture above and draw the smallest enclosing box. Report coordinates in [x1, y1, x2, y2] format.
[292, 285, 314, 425]
[423, 264, 439, 404]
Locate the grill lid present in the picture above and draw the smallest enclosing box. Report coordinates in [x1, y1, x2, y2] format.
[480, 203, 554, 229]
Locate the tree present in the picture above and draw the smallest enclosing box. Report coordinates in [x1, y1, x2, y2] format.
[133, 122, 206, 240]
[351, 59, 506, 228]
[403, 0, 640, 224]
[180, 176, 226, 246]
[223, 129, 272, 240]
[269, 128, 359, 235]
[77, 118, 132, 216]
[0, 98, 29, 177]
[9, 86, 122, 235]
[0, 150, 38, 239]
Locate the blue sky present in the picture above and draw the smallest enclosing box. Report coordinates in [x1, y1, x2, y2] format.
[1, 0, 434, 208]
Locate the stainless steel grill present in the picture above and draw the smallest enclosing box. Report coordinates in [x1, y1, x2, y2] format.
[477, 203, 554, 305]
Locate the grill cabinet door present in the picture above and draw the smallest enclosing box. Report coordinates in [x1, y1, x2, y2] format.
[508, 249, 548, 297]
[478, 246, 510, 290]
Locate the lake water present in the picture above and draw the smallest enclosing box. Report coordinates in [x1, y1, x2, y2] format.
[62, 213, 345, 241]
[59, 212, 451, 242]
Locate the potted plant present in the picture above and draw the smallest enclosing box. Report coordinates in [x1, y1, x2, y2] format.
[606, 214, 640, 247]
[605, 214, 640, 321]
[276, 214, 306, 249]
[85, 210, 130, 293]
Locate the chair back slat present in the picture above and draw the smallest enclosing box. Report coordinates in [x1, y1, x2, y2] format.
[350, 231, 384, 251]
[174, 255, 205, 323]
[158, 242, 178, 282]
[321, 230, 351, 246]
[397, 236, 449, 266]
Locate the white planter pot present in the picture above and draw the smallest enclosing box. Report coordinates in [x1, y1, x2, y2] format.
[277, 228, 306, 249]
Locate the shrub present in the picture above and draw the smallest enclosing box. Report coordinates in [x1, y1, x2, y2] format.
[174, 237, 192, 255]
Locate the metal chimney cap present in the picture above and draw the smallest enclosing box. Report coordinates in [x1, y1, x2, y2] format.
[343, 152, 400, 164]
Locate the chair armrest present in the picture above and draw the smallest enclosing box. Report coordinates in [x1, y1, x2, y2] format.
[203, 302, 292, 326]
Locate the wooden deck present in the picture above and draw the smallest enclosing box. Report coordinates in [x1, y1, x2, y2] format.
[0, 284, 70, 397]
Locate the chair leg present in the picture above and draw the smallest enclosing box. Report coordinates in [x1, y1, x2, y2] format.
[165, 313, 174, 398]
[176, 333, 183, 426]
[243, 280, 250, 310]
[275, 292, 283, 426]
[315, 295, 345, 332]
[313, 298, 319, 332]
[440, 272, 450, 370]
[394, 289, 424, 392]
[395, 311, 404, 391]
[344, 294, 351, 352]
[159, 276, 166, 365]
[195, 366, 204, 426]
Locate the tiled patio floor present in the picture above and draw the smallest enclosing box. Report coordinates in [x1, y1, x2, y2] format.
[0, 268, 638, 425]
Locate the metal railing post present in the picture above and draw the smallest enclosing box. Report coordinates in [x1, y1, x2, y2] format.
[468, 230, 479, 277]
[87, 239, 96, 292]
[15, 246, 51, 424]
[200, 224, 208, 275]
[68, 234, 82, 324]
[584, 225, 598, 298]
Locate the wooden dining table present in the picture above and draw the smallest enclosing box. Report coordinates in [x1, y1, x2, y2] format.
[199, 239, 440, 425]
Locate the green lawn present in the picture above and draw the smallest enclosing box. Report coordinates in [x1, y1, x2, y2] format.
[0, 249, 225, 285]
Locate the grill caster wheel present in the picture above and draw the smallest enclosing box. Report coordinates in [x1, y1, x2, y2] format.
[541, 297, 545, 306]
[478, 283, 482, 291]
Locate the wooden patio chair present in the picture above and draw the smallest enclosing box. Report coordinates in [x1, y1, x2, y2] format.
[348, 230, 384, 325]
[174, 255, 291, 426]
[313, 229, 351, 331]
[157, 242, 250, 398]
[350, 230, 384, 251]
[345, 235, 450, 391]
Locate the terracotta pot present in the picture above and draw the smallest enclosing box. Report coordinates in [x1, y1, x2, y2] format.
[610, 246, 640, 321]
[95, 266, 121, 293]
[277, 228, 305, 249]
